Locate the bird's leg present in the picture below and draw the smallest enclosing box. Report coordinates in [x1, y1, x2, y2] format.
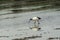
[37, 20, 40, 27]
[34, 21, 36, 27]
[38, 21, 40, 24]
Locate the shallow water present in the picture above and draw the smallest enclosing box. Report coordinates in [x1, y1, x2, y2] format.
[0, 9, 60, 40]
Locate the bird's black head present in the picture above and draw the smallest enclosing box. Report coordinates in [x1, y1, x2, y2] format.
[37, 17, 41, 19]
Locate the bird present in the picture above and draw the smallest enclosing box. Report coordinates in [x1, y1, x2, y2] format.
[29, 17, 41, 31]
[29, 17, 41, 24]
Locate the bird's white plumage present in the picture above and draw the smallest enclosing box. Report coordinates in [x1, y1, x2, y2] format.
[29, 17, 41, 31]
[32, 17, 39, 21]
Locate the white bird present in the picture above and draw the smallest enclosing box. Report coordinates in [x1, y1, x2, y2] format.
[29, 17, 41, 31]
[29, 17, 41, 27]
[29, 17, 41, 24]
